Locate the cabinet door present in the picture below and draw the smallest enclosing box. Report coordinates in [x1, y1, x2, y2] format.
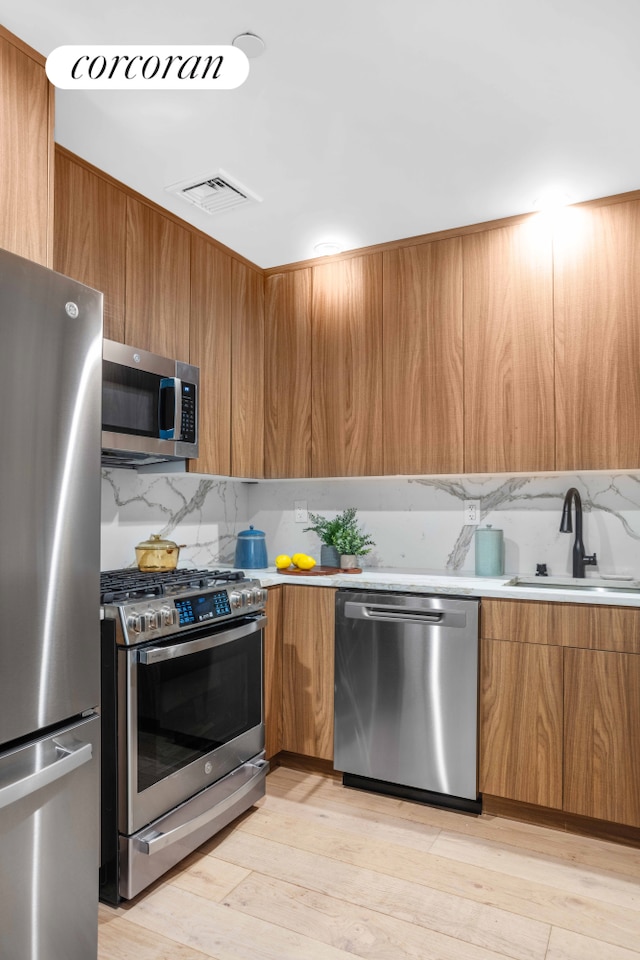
[263, 586, 283, 760]
[281, 586, 335, 760]
[54, 150, 126, 342]
[0, 33, 52, 266]
[383, 239, 463, 474]
[463, 220, 554, 473]
[555, 199, 640, 470]
[264, 270, 312, 478]
[231, 259, 264, 478]
[125, 197, 190, 361]
[480, 638, 563, 808]
[564, 648, 640, 827]
[312, 254, 383, 476]
[189, 236, 232, 475]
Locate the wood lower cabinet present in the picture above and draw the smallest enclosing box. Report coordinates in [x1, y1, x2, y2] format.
[54, 148, 126, 342]
[125, 197, 190, 361]
[555, 198, 640, 470]
[263, 586, 283, 760]
[281, 585, 336, 760]
[480, 637, 563, 808]
[264, 269, 312, 478]
[463, 219, 554, 473]
[0, 28, 53, 267]
[564, 647, 640, 828]
[382, 239, 463, 474]
[311, 254, 383, 477]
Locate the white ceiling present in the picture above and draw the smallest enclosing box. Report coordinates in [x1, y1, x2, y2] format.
[2, 0, 639, 268]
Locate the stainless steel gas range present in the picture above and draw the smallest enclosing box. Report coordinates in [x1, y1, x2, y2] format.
[99, 567, 268, 903]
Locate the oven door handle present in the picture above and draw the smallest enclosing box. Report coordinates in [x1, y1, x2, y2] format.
[135, 758, 269, 855]
[137, 614, 266, 664]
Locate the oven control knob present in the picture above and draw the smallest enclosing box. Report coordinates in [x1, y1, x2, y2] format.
[250, 587, 265, 605]
[160, 605, 174, 626]
[229, 591, 243, 610]
[127, 614, 142, 634]
[143, 610, 156, 632]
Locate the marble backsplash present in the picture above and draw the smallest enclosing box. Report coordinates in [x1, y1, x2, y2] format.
[101, 468, 640, 579]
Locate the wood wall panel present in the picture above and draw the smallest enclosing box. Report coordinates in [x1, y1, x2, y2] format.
[0, 35, 52, 266]
[264, 270, 312, 478]
[482, 598, 640, 654]
[281, 586, 335, 760]
[54, 150, 126, 342]
[311, 254, 383, 476]
[564, 648, 640, 827]
[480, 638, 563, 808]
[555, 199, 640, 470]
[231, 259, 264, 478]
[263, 586, 283, 760]
[382, 239, 463, 474]
[125, 197, 190, 361]
[189, 236, 232, 475]
[463, 220, 554, 473]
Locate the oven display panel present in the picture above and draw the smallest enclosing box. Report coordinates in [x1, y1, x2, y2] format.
[175, 591, 231, 626]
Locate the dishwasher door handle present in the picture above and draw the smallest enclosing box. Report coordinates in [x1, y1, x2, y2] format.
[343, 601, 466, 627]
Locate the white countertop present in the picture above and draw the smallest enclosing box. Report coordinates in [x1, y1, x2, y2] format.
[250, 566, 640, 607]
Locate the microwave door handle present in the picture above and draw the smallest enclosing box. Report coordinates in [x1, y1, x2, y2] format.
[158, 377, 182, 440]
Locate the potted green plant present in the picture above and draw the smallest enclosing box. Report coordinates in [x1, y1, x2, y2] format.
[304, 507, 375, 568]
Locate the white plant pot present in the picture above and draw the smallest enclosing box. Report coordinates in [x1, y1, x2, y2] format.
[340, 554, 357, 569]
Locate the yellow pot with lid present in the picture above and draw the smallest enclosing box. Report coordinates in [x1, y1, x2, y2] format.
[135, 533, 181, 572]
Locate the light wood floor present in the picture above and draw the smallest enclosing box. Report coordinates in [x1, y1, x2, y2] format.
[99, 765, 640, 960]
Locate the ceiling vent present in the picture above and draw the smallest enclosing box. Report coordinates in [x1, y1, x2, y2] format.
[166, 170, 261, 216]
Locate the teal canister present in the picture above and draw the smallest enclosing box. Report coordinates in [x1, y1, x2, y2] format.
[234, 525, 268, 569]
[474, 524, 504, 576]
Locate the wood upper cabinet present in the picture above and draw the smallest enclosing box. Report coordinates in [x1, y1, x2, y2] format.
[231, 259, 264, 478]
[263, 586, 283, 761]
[281, 585, 335, 760]
[264, 269, 312, 478]
[125, 197, 190, 361]
[0, 29, 53, 267]
[54, 149, 126, 342]
[555, 199, 640, 470]
[189, 235, 232, 475]
[383, 239, 463, 474]
[312, 254, 383, 477]
[480, 637, 563, 808]
[564, 648, 640, 827]
[463, 219, 554, 473]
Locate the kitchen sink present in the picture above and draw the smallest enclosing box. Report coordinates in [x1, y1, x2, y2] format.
[505, 576, 640, 593]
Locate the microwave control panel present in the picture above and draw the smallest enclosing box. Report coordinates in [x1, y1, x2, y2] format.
[180, 382, 196, 442]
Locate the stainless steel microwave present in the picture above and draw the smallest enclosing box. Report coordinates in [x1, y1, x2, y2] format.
[102, 339, 199, 467]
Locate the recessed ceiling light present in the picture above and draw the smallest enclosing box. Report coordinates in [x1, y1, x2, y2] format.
[232, 32, 265, 58]
[532, 187, 574, 213]
[313, 241, 343, 256]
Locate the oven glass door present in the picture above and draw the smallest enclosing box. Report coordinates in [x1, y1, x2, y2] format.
[122, 616, 264, 834]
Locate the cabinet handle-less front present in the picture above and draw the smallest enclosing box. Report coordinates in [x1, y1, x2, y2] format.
[0, 741, 92, 811]
[135, 759, 269, 855]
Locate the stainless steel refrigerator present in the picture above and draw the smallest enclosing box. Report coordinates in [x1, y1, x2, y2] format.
[0, 248, 102, 959]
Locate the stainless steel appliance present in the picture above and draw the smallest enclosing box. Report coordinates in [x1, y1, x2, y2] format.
[100, 567, 268, 902]
[335, 590, 481, 812]
[102, 338, 199, 466]
[0, 248, 102, 958]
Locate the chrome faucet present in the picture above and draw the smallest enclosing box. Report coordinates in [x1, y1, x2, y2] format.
[559, 487, 597, 578]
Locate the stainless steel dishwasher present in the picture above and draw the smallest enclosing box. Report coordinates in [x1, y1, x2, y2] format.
[335, 590, 481, 812]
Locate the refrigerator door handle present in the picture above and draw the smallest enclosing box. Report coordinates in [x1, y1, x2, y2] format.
[0, 740, 93, 811]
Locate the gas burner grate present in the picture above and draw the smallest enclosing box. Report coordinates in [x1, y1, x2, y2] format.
[100, 568, 246, 604]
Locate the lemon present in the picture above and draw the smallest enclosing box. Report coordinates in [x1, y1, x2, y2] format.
[275, 554, 292, 569]
[295, 555, 316, 571]
[291, 553, 306, 567]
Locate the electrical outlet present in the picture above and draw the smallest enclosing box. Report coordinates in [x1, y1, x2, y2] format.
[463, 499, 481, 525]
[294, 500, 308, 523]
